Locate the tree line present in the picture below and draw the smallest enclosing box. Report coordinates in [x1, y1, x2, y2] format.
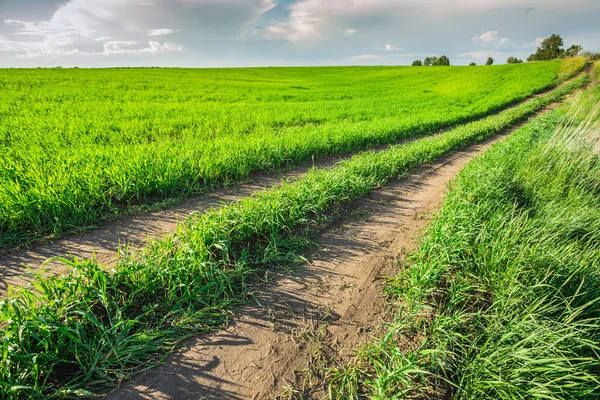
[412, 55, 451, 66]
[527, 34, 582, 61]
[411, 34, 599, 67]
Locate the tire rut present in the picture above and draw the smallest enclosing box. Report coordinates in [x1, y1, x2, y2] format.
[106, 128, 515, 400]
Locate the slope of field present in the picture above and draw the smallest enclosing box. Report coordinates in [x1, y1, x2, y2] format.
[0, 70, 588, 398]
[325, 75, 600, 399]
[0, 59, 585, 246]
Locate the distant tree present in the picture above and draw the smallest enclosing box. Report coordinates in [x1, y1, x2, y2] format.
[412, 60, 423, 66]
[423, 57, 432, 66]
[433, 55, 450, 66]
[430, 56, 438, 66]
[469, 62, 476, 66]
[507, 56, 523, 64]
[485, 57, 494, 65]
[566, 44, 583, 57]
[528, 34, 571, 61]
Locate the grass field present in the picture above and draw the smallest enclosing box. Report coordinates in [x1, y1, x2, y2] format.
[0, 63, 589, 398]
[0, 59, 586, 246]
[325, 70, 600, 399]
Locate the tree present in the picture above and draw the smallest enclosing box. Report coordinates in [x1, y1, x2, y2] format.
[423, 57, 432, 66]
[430, 56, 438, 66]
[411, 60, 423, 66]
[528, 34, 567, 61]
[566, 44, 583, 57]
[433, 55, 450, 66]
[507, 56, 523, 64]
[485, 57, 494, 65]
[469, 62, 476, 66]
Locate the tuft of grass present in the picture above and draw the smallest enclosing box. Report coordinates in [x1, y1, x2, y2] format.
[325, 79, 600, 399]
[558, 56, 588, 80]
[0, 73, 588, 398]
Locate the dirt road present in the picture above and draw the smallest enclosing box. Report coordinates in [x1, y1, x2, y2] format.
[107, 132, 509, 399]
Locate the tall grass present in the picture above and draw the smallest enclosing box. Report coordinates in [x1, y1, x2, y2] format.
[559, 56, 588, 80]
[325, 81, 600, 399]
[0, 72, 588, 399]
[0, 60, 587, 246]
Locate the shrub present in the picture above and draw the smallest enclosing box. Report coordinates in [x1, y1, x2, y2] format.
[507, 56, 523, 64]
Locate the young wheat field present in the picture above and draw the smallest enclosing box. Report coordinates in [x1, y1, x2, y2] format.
[0, 57, 597, 399]
[0, 60, 580, 246]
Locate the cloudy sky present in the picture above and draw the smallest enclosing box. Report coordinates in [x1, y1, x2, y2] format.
[0, 0, 599, 68]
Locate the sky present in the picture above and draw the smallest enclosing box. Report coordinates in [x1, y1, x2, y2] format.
[0, 0, 599, 68]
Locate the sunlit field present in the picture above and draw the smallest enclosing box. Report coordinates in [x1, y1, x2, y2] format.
[0, 60, 579, 245]
[0, 59, 592, 398]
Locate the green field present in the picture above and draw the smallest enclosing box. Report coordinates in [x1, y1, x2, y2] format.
[0, 59, 592, 398]
[0, 60, 581, 245]
[325, 68, 600, 399]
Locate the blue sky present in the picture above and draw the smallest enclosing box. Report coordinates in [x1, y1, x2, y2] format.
[0, 0, 599, 68]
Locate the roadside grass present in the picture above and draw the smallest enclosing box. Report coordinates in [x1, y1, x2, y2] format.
[325, 80, 600, 399]
[559, 56, 588, 79]
[0, 59, 587, 246]
[0, 73, 589, 398]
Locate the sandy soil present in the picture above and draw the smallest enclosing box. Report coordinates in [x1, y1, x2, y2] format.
[106, 132, 508, 400]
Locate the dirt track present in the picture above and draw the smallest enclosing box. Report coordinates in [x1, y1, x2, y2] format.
[107, 131, 509, 399]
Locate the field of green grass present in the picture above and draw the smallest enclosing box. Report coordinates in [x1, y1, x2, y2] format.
[325, 71, 600, 399]
[0, 61, 590, 398]
[0, 60, 584, 246]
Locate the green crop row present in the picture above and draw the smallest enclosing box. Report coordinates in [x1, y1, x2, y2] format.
[0, 59, 587, 246]
[325, 77, 600, 399]
[0, 72, 588, 398]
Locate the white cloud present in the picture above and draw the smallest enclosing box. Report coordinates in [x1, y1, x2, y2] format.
[526, 37, 545, 48]
[381, 44, 403, 51]
[343, 28, 357, 36]
[103, 40, 183, 55]
[472, 31, 512, 48]
[0, 0, 275, 58]
[472, 31, 549, 50]
[261, 0, 600, 42]
[0, 34, 182, 58]
[148, 28, 177, 36]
